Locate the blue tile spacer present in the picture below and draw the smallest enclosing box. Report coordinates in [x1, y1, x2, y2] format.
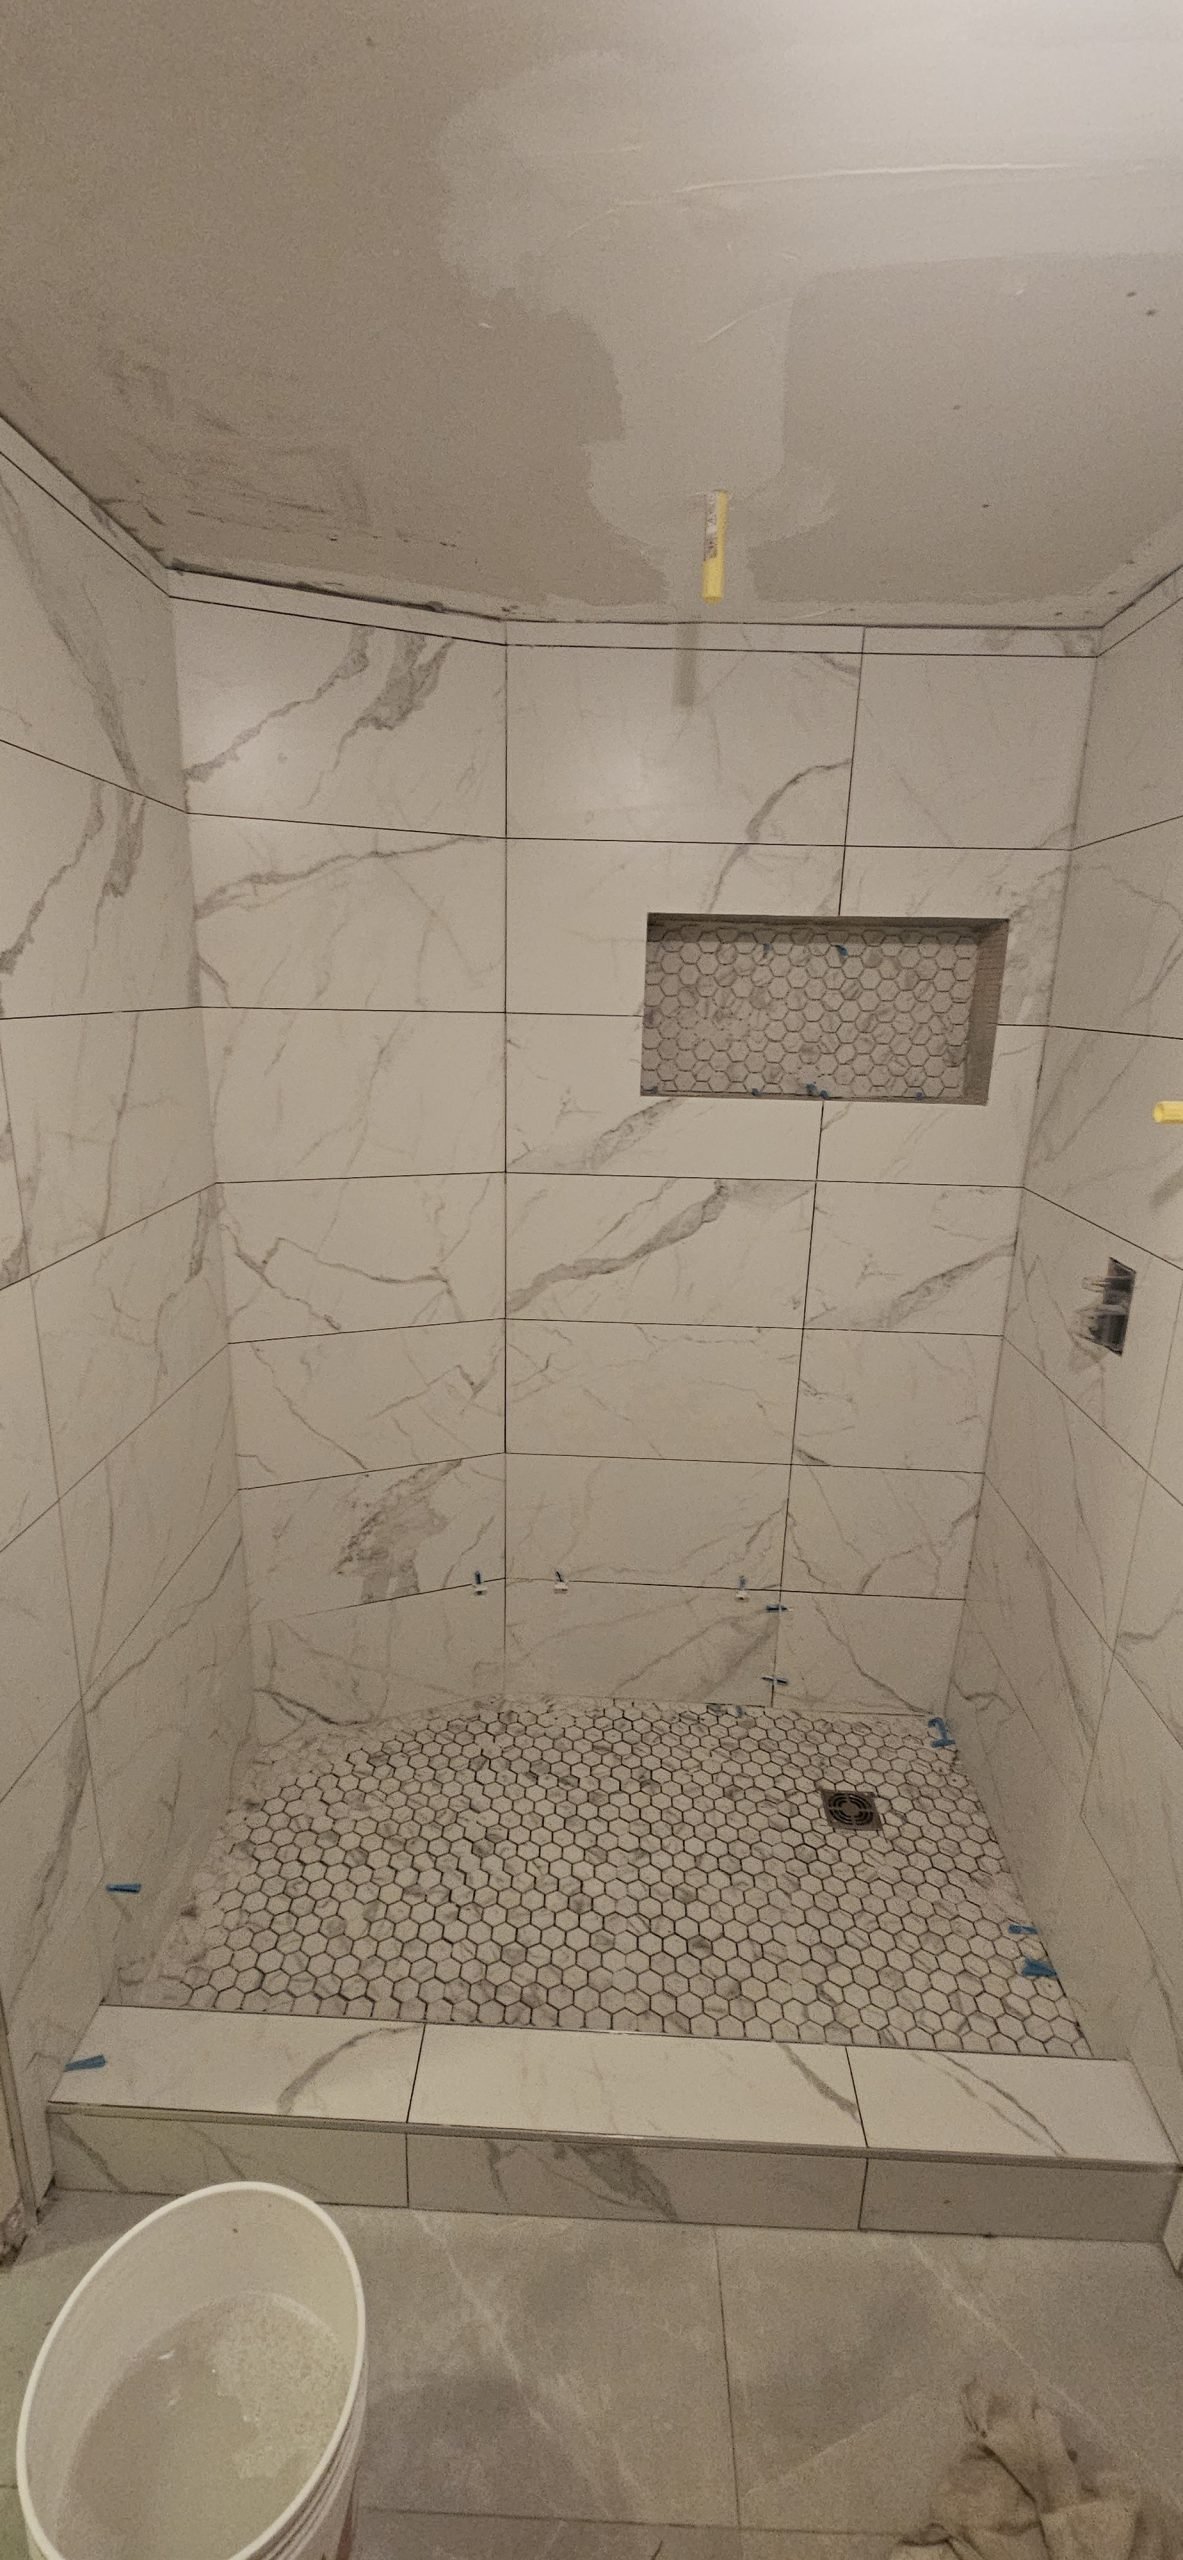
[105, 1881, 141, 1894]
[1021, 1958, 1059, 1980]
[1007, 1921, 1040, 1936]
[63, 2054, 107, 2072]
[927, 1716, 954, 1748]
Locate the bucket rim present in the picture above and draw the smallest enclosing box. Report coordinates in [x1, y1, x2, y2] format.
[15, 2180, 367, 2560]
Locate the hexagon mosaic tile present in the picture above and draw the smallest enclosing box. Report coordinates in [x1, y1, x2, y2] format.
[127, 1699, 1089, 2055]
[641, 915, 1001, 1102]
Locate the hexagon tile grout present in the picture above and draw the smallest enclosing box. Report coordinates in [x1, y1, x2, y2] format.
[125, 1698, 1089, 2056]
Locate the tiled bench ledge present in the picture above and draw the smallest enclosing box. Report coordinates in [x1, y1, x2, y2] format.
[48, 2011, 1178, 2244]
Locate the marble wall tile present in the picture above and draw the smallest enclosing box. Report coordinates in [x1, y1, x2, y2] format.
[506, 840, 843, 1016]
[839, 844, 1069, 1027]
[0, 748, 196, 1016]
[805, 1184, 1019, 1334]
[1026, 1029, 1183, 1261]
[504, 1581, 777, 1707]
[1114, 1475, 1183, 1747]
[862, 628, 1094, 657]
[1050, 817, 1183, 1036]
[203, 1011, 504, 1181]
[1, 1009, 214, 1269]
[780, 1467, 977, 1599]
[507, 646, 858, 843]
[252, 1586, 504, 1737]
[0, 456, 182, 801]
[1004, 1192, 1181, 1466]
[508, 1015, 822, 1180]
[816, 1030, 1043, 1186]
[0, 1279, 56, 1551]
[1043, 1817, 1162, 2063]
[985, 1345, 1144, 1645]
[34, 1189, 227, 1492]
[61, 1350, 238, 1688]
[506, 1321, 801, 1463]
[0, 1057, 25, 1291]
[507, 1176, 814, 1326]
[0, 1709, 110, 2194]
[0, 1508, 79, 1801]
[1150, 1313, 1183, 1503]
[192, 816, 504, 1011]
[1083, 1657, 1183, 2014]
[175, 600, 505, 831]
[408, 2131, 865, 2230]
[946, 1613, 1080, 1929]
[232, 1322, 505, 1484]
[241, 1454, 505, 1622]
[1074, 598, 1183, 844]
[220, 1175, 504, 1338]
[506, 1455, 789, 1590]
[859, 2157, 1173, 2243]
[964, 1483, 1107, 1805]
[774, 1594, 961, 1716]
[844, 655, 1092, 850]
[795, 1333, 1000, 1471]
[84, 1503, 253, 1978]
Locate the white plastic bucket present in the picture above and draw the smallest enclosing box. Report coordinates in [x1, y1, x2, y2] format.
[16, 2182, 367, 2560]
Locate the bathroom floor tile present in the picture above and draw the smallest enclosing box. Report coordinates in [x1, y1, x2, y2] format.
[128, 1700, 1088, 2056]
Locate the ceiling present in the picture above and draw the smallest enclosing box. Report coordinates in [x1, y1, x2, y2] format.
[2, 0, 1183, 624]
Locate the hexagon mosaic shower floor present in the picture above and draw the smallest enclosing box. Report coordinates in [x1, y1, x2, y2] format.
[128, 1699, 1089, 2054]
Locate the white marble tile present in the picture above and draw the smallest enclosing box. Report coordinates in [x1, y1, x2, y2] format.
[795, 1332, 999, 1471]
[0, 1709, 110, 2196]
[506, 1455, 788, 1590]
[61, 1351, 238, 1687]
[862, 628, 1093, 658]
[252, 1586, 504, 1737]
[0, 456, 182, 800]
[1051, 818, 1183, 1036]
[0, 1058, 25, 1292]
[203, 1010, 503, 1181]
[1098, 571, 1183, 657]
[840, 844, 1069, 1026]
[850, 2050, 1173, 2162]
[175, 599, 505, 831]
[1043, 1814, 1161, 2064]
[805, 1184, 1018, 1334]
[781, 1468, 977, 1600]
[192, 816, 504, 1010]
[411, 2023, 861, 2145]
[49, 2109, 408, 2208]
[170, 568, 496, 646]
[2, 1009, 213, 1269]
[1075, 598, 1183, 844]
[859, 2157, 1174, 2242]
[507, 647, 858, 842]
[54, 2006, 422, 2122]
[83, 1503, 252, 1964]
[34, 1189, 226, 1492]
[1114, 1475, 1183, 1747]
[817, 1029, 1043, 1186]
[508, 1015, 822, 1179]
[946, 1613, 1080, 1929]
[1150, 1312, 1183, 1503]
[241, 1454, 504, 1622]
[408, 2131, 865, 2229]
[844, 656, 1092, 850]
[1026, 1029, 1183, 1262]
[774, 1594, 960, 1716]
[233, 1323, 504, 1484]
[0, 1279, 56, 1551]
[1005, 1193, 1181, 1465]
[220, 1174, 504, 1338]
[506, 840, 843, 1016]
[0, 1508, 79, 1801]
[507, 1176, 814, 1325]
[504, 1581, 777, 1707]
[506, 1320, 800, 1463]
[985, 1344, 1144, 1645]
[0, 748, 196, 1016]
[0, 413, 167, 584]
[507, 619, 859, 651]
[964, 1481, 1107, 1803]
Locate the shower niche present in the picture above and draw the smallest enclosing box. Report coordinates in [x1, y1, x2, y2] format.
[640, 913, 1008, 1104]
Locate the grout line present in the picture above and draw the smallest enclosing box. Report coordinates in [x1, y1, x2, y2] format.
[0, 728, 186, 819]
[711, 2226, 745, 2530]
[0, 428, 168, 594]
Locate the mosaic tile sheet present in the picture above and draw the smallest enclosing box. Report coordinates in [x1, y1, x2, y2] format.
[128, 1699, 1089, 2055]
[641, 915, 1004, 1102]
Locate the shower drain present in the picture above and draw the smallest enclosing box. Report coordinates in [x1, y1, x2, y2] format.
[820, 1785, 881, 1832]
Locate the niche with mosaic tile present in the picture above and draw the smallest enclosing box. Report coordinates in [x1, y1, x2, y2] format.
[640, 914, 1008, 1104]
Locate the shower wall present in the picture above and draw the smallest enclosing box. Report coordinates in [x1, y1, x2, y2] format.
[175, 578, 1092, 1730]
[0, 431, 251, 2188]
[949, 576, 1183, 2155]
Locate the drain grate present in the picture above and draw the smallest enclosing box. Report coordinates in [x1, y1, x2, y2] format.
[820, 1786, 881, 1832]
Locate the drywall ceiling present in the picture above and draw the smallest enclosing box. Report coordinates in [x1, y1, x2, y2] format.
[1, 0, 1182, 622]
